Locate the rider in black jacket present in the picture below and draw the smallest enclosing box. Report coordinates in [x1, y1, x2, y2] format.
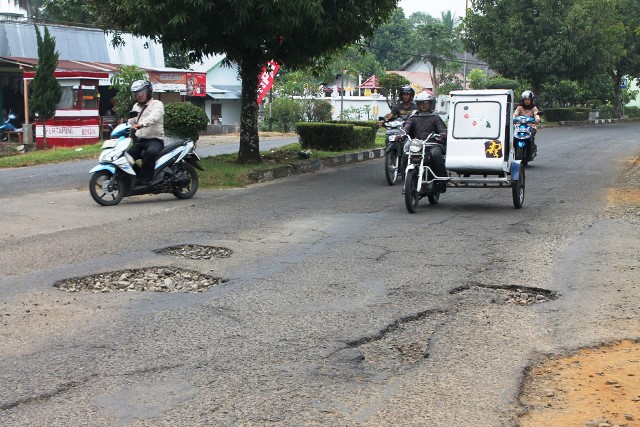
[403, 91, 448, 191]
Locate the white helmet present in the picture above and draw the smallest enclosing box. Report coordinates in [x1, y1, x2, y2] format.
[415, 91, 436, 104]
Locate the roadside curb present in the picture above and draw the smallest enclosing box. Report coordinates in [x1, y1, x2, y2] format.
[558, 118, 640, 126]
[247, 148, 385, 183]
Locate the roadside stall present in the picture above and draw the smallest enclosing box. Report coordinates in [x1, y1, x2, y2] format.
[23, 71, 108, 149]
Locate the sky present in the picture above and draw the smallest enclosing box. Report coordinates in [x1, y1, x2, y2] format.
[398, 0, 468, 20]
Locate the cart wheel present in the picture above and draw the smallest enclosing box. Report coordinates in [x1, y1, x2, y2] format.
[512, 167, 525, 209]
[428, 184, 440, 205]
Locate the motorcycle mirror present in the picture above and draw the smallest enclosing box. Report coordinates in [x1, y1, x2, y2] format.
[378, 116, 385, 121]
[128, 111, 138, 119]
[537, 111, 544, 116]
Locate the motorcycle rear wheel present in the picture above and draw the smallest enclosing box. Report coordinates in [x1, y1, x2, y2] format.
[384, 150, 401, 186]
[404, 169, 420, 213]
[172, 162, 199, 199]
[90, 170, 124, 206]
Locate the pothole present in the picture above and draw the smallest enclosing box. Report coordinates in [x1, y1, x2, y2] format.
[53, 267, 225, 293]
[154, 244, 233, 260]
[342, 310, 449, 373]
[450, 284, 557, 305]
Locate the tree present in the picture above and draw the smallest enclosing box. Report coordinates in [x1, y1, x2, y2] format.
[109, 65, 147, 120]
[90, 0, 398, 164]
[29, 25, 62, 150]
[369, 8, 415, 70]
[377, 72, 411, 109]
[464, 0, 623, 97]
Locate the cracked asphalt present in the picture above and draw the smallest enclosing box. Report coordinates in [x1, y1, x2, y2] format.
[0, 124, 638, 426]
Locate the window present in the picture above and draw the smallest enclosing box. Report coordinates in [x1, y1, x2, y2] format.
[81, 85, 98, 110]
[452, 101, 502, 140]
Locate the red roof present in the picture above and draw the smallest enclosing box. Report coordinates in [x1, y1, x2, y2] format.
[356, 74, 380, 89]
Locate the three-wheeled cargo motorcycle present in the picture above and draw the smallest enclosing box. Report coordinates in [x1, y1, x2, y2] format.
[403, 89, 526, 212]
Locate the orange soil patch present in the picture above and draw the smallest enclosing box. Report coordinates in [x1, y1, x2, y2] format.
[519, 340, 640, 427]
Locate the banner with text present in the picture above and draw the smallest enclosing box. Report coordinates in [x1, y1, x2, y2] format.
[257, 61, 280, 104]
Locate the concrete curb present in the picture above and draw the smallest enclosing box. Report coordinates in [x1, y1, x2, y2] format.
[247, 148, 385, 183]
[558, 118, 640, 126]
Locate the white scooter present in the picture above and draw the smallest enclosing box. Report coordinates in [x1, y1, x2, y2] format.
[89, 123, 203, 206]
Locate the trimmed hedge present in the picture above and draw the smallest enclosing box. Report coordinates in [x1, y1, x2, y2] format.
[165, 102, 209, 141]
[296, 122, 376, 151]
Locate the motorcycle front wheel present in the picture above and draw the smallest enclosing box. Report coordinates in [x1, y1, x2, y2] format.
[172, 162, 199, 199]
[404, 169, 420, 213]
[384, 150, 401, 186]
[90, 170, 125, 206]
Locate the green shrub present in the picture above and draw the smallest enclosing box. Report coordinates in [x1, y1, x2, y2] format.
[296, 122, 376, 151]
[598, 104, 613, 119]
[272, 98, 304, 132]
[543, 108, 577, 122]
[574, 111, 588, 121]
[306, 99, 332, 122]
[164, 102, 209, 141]
[625, 106, 640, 118]
[485, 77, 519, 90]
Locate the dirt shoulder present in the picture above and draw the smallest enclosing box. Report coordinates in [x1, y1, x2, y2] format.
[518, 157, 640, 427]
[197, 131, 297, 146]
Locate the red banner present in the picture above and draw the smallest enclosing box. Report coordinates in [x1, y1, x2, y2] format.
[186, 72, 207, 97]
[257, 61, 280, 104]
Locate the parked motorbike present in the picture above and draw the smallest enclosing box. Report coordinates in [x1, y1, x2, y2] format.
[403, 131, 447, 213]
[0, 111, 21, 141]
[381, 117, 406, 185]
[513, 115, 537, 165]
[89, 123, 203, 206]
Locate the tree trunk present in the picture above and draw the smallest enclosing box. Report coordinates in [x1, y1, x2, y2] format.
[612, 71, 623, 119]
[237, 59, 262, 164]
[42, 120, 47, 150]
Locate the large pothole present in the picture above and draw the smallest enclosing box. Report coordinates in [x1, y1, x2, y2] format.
[154, 244, 233, 260]
[54, 267, 225, 293]
[450, 283, 558, 305]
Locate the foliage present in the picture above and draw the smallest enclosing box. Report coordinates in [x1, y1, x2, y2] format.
[377, 73, 412, 108]
[485, 77, 519, 90]
[90, 0, 398, 164]
[368, 8, 415, 70]
[30, 0, 98, 24]
[305, 99, 333, 122]
[164, 102, 209, 141]
[297, 122, 375, 151]
[109, 65, 147, 120]
[29, 25, 62, 149]
[468, 68, 488, 89]
[464, 0, 623, 96]
[164, 44, 192, 70]
[271, 98, 304, 133]
[413, 17, 462, 94]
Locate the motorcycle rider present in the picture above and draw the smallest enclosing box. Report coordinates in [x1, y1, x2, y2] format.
[378, 85, 417, 126]
[513, 90, 540, 153]
[402, 91, 448, 192]
[127, 80, 164, 187]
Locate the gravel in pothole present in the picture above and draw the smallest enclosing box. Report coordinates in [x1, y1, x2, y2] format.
[54, 267, 225, 293]
[450, 284, 557, 305]
[154, 244, 233, 260]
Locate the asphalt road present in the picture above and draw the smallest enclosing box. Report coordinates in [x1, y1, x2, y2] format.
[0, 136, 297, 198]
[0, 124, 638, 426]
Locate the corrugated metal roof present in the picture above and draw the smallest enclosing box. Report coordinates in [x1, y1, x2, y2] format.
[0, 21, 165, 68]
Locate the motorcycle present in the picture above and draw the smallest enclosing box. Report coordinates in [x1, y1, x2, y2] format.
[381, 117, 407, 185]
[403, 131, 447, 213]
[0, 111, 21, 141]
[513, 115, 537, 165]
[89, 123, 203, 206]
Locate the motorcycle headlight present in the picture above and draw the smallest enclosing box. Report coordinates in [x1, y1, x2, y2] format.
[409, 140, 423, 153]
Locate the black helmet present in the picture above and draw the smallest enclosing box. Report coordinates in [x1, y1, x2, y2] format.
[131, 80, 153, 100]
[521, 90, 535, 103]
[400, 84, 415, 98]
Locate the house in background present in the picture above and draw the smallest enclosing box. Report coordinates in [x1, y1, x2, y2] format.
[189, 54, 242, 134]
[393, 52, 495, 94]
